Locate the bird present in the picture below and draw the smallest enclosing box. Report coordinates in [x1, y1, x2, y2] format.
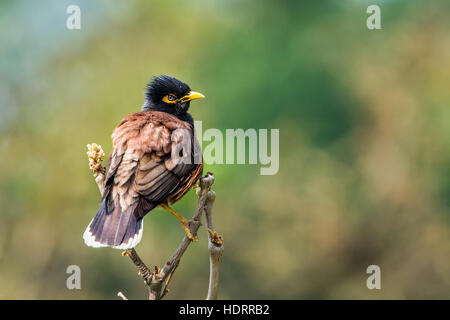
[83, 75, 205, 250]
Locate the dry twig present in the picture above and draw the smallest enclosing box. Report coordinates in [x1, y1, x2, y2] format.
[204, 189, 224, 300]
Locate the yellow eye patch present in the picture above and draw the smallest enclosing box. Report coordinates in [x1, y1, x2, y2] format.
[162, 94, 177, 104]
[162, 91, 205, 104]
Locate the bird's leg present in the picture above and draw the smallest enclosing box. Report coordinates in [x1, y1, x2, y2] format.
[159, 203, 197, 241]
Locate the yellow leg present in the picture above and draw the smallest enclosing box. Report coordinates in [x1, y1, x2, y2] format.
[160, 203, 196, 240]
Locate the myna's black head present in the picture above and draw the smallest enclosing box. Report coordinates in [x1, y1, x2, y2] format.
[143, 75, 204, 124]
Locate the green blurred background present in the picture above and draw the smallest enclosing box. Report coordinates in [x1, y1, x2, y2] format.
[0, 0, 449, 299]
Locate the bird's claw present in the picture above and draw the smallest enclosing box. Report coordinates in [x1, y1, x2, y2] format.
[183, 222, 198, 241]
[192, 180, 200, 189]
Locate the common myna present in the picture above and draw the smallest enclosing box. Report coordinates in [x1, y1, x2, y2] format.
[83, 75, 204, 249]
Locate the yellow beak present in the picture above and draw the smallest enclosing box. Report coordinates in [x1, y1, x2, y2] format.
[179, 91, 205, 103]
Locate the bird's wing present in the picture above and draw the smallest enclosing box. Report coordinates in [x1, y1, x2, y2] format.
[105, 111, 201, 220]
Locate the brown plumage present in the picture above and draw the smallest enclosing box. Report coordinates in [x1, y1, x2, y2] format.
[84, 75, 204, 249]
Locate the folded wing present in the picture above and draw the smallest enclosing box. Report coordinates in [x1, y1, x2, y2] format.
[83, 111, 203, 249]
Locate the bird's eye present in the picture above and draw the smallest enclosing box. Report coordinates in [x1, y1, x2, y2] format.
[162, 94, 178, 104]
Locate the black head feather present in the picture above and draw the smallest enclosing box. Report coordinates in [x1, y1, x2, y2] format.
[145, 75, 191, 104]
[143, 75, 194, 124]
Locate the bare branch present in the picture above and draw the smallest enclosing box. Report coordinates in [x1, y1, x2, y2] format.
[204, 190, 224, 300]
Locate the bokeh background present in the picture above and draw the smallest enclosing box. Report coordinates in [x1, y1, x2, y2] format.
[0, 0, 449, 299]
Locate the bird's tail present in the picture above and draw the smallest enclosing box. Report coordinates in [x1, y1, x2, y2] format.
[83, 198, 144, 250]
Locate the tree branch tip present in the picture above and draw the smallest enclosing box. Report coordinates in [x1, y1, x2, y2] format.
[206, 190, 216, 201]
[200, 173, 215, 189]
[207, 229, 224, 246]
